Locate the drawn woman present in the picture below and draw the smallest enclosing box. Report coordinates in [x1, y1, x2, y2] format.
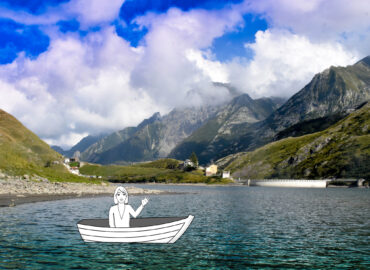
[109, 186, 149, 228]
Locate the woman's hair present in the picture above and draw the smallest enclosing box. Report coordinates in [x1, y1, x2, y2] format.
[114, 186, 128, 204]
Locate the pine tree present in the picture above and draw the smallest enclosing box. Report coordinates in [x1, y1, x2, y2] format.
[190, 152, 198, 168]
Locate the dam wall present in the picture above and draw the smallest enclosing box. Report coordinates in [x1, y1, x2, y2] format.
[247, 179, 330, 188]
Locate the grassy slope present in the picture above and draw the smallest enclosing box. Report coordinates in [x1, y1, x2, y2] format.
[0, 109, 93, 182]
[80, 159, 232, 184]
[222, 103, 370, 179]
[133, 158, 181, 169]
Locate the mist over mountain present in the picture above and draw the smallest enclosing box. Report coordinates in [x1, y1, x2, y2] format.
[171, 56, 370, 164]
[51, 57, 370, 166]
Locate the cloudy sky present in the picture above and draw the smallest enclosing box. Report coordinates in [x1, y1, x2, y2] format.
[0, 0, 368, 148]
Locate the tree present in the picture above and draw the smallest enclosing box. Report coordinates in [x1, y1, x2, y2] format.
[190, 152, 199, 168]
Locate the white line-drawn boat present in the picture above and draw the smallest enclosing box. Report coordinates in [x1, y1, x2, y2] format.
[77, 215, 194, 243]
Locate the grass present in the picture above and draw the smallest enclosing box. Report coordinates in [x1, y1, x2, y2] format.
[0, 109, 99, 183]
[80, 162, 233, 184]
[69, 161, 80, 167]
[133, 158, 181, 169]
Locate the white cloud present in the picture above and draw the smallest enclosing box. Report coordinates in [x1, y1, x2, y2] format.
[244, 0, 370, 56]
[0, 6, 63, 25]
[0, 5, 245, 148]
[0, 27, 162, 148]
[44, 132, 89, 149]
[64, 0, 125, 28]
[0, 0, 368, 149]
[0, 0, 125, 28]
[130, 7, 242, 107]
[227, 29, 358, 98]
[186, 49, 229, 83]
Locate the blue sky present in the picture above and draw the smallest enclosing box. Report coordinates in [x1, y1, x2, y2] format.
[0, 0, 368, 147]
[0, 0, 258, 63]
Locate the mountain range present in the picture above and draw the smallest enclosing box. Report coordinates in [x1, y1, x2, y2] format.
[169, 94, 284, 164]
[55, 56, 370, 171]
[52, 134, 106, 158]
[217, 101, 370, 180]
[171, 56, 370, 164]
[79, 105, 221, 164]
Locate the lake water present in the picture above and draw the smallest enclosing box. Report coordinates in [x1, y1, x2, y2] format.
[0, 185, 369, 269]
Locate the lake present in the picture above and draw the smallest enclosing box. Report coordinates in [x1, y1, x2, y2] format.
[0, 185, 369, 269]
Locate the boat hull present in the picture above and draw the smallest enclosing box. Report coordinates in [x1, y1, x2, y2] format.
[77, 215, 194, 243]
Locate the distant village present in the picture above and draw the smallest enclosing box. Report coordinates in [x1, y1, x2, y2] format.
[181, 158, 231, 179]
[62, 152, 232, 180]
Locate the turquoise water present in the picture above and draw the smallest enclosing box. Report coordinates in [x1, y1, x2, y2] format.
[0, 185, 369, 269]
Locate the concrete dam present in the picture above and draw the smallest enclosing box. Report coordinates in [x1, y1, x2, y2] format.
[245, 179, 330, 188]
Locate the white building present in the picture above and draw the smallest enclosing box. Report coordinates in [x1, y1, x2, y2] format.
[222, 171, 231, 179]
[205, 164, 218, 176]
[184, 159, 195, 168]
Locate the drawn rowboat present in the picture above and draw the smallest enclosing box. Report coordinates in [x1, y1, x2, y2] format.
[77, 215, 194, 243]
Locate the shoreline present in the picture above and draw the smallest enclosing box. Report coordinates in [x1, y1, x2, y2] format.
[0, 178, 170, 208]
[0, 193, 111, 207]
[0, 189, 178, 208]
[123, 182, 242, 186]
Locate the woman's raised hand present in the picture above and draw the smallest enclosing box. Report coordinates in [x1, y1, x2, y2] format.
[142, 197, 149, 206]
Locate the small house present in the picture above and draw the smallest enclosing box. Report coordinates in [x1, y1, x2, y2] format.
[205, 164, 218, 176]
[70, 167, 80, 175]
[183, 159, 195, 168]
[222, 171, 231, 179]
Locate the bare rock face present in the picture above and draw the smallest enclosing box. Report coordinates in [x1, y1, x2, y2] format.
[52, 134, 106, 157]
[169, 93, 282, 164]
[264, 57, 370, 134]
[156, 106, 221, 157]
[79, 105, 220, 164]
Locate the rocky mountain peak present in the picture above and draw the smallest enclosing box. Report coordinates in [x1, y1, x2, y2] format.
[213, 82, 243, 98]
[230, 93, 254, 107]
[355, 55, 370, 67]
[137, 112, 162, 129]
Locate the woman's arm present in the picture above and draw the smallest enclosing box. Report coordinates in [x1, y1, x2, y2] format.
[109, 207, 115, 227]
[128, 205, 143, 218]
[129, 198, 149, 218]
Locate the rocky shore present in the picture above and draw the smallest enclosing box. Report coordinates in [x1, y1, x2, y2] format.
[0, 175, 165, 207]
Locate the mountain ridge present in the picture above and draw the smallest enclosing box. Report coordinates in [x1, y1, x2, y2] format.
[171, 56, 370, 165]
[217, 102, 370, 180]
[169, 93, 283, 164]
[80, 105, 220, 164]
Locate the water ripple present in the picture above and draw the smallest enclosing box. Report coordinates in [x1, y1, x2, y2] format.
[0, 186, 369, 269]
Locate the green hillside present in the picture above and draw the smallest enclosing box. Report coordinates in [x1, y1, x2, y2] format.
[220, 102, 370, 180]
[79, 159, 231, 184]
[0, 109, 88, 182]
[133, 158, 181, 169]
